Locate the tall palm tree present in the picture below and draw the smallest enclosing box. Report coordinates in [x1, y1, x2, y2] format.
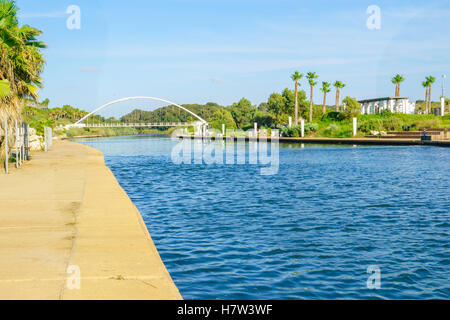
[422, 80, 429, 114]
[0, 0, 46, 165]
[320, 81, 331, 115]
[306, 72, 318, 122]
[392, 74, 405, 97]
[426, 76, 436, 114]
[333, 81, 345, 111]
[291, 71, 303, 125]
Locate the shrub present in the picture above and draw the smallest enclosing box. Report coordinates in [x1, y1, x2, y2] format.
[322, 111, 346, 122]
[305, 123, 319, 133]
[342, 96, 361, 119]
[359, 119, 383, 133]
[328, 124, 339, 132]
[380, 109, 393, 117]
[253, 111, 276, 128]
[381, 118, 403, 131]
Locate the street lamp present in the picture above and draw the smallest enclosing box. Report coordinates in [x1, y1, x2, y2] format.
[443, 74, 446, 98]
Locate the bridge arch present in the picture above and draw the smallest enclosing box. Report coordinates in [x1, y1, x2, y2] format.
[74, 96, 208, 125]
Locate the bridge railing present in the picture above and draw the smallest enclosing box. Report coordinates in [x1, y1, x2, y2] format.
[84, 122, 195, 128]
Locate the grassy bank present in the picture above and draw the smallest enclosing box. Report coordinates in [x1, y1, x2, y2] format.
[65, 126, 179, 138]
[281, 113, 450, 138]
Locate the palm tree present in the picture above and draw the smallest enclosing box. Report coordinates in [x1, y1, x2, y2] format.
[392, 74, 405, 97]
[333, 81, 346, 111]
[0, 0, 46, 165]
[422, 80, 429, 114]
[306, 72, 318, 122]
[320, 81, 331, 115]
[291, 71, 303, 125]
[426, 76, 436, 114]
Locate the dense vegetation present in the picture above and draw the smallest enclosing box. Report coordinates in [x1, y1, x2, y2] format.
[22, 92, 450, 140]
[23, 104, 88, 135]
[0, 0, 46, 163]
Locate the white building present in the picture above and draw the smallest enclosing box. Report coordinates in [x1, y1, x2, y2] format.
[358, 97, 416, 115]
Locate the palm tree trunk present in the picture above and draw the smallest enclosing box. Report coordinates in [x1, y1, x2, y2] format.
[398, 84, 400, 97]
[428, 86, 432, 114]
[426, 86, 430, 114]
[309, 86, 313, 123]
[323, 92, 327, 115]
[294, 80, 298, 125]
[336, 88, 341, 112]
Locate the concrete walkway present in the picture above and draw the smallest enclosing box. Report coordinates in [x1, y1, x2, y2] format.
[0, 140, 182, 300]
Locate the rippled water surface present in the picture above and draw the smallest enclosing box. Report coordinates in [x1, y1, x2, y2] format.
[76, 135, 449, 299]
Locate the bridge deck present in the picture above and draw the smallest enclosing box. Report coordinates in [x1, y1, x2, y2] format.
[84, 123, 193, 128]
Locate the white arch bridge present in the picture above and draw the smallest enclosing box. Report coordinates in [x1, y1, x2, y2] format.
[66, 96, 208, 131]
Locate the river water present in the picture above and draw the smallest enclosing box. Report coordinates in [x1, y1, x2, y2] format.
[75, 135, 449, 300]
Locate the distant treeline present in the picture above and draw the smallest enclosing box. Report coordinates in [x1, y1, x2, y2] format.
[120, 102, 224, 124]
[119, 87, 345, 130]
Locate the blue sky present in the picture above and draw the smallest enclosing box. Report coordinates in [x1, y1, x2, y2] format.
[17, 0, 450, 117]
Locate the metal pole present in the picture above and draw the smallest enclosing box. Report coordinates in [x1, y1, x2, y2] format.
[20, 126, 23, 165]
[442, 74, 446, 98]
[4, 118, 8, 174]
[15, 120, 18, 168]
[24, 123, 29, 161]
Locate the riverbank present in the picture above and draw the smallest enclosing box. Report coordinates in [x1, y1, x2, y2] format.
[178, 135, 450, 147]
[0, 139, 181, 300]
[65, 127, 176, 139]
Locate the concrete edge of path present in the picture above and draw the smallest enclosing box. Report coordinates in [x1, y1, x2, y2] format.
[0, 139, 182, 300]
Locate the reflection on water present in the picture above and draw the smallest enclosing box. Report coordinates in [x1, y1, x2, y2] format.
[75, 135, 450, 300]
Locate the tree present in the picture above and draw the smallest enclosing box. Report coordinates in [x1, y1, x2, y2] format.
[422, 80, 430, 114]
[253, 110, 276, 128]
[333, 81, 346, 111]
[342, 96, 361, 119]
[306, 72, 319, 122]
[320, 81, 331, 115]
[0, 0, 46, 164]
[281, 88, 295, 116]
[40, 98, 49, 107]
[291, 71, 303, 125]
[209, 108, 236, 130]
[426, 76, 436, 114]
[230, 98, 257, 128]
[267, 92, 286, 123]
[258, 102, 268, 112]
[391, 74, 405, 97]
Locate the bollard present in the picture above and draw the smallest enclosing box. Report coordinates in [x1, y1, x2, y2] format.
[44, 127, 48, 152]
[288, 117, 292, 128]
[15, 120, 18, 168]
[4, 118, 8, 174]
[301, 119, 305, 138]
[353, 117, 357, 136]
[24, 123, 29, 160]
[20, 127, 23, 165]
